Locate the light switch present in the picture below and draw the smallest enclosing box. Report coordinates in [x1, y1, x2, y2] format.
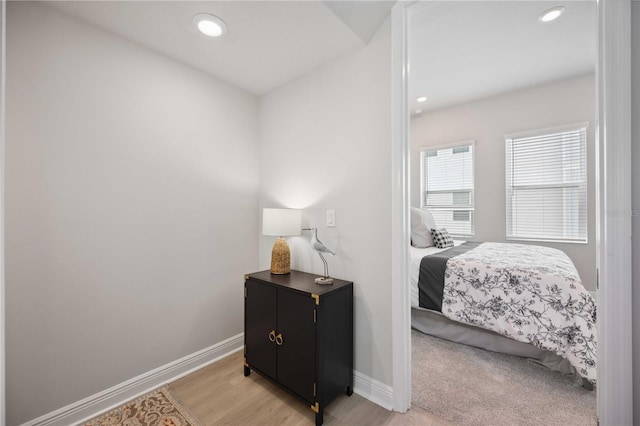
[326, 210, 336, 227]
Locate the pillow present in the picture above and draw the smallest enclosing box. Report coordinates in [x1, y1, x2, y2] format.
[411, 207, 436, 247]
[431, 228, 454, 249]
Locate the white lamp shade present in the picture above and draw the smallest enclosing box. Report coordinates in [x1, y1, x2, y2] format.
[262, 208, 302, 236]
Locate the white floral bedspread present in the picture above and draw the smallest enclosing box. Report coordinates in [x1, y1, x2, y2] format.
[442, 242, 597, 383]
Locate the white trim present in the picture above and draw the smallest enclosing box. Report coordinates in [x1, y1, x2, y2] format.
[20, 334, 244, 426]
[418, 139, 476, 153]
[505, 237, 588, 245]
[596, 0, 633, 424]
[353, 370, 394, 411]
[0, 1, 6, 424]
[390, 1, 411, 414]
[504, 121, 590, 141]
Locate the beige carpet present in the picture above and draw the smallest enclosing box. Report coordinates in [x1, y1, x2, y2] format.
[412, 329, 596, 426]
[85, 387, 203, 426]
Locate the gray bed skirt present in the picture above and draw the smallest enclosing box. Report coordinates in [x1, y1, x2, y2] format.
[411, 307, 580, 379]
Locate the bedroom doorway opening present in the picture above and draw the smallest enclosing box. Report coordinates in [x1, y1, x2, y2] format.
[394, 2, 631, 420]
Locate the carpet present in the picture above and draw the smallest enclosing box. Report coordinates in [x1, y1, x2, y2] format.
[412, 329, 596, 426]
[85, 387, 203, 426]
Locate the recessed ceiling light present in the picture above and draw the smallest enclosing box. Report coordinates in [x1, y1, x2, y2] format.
[194, 13, 227, 37]
[416, 96, 428, 103]
[539, 6, 565, 23]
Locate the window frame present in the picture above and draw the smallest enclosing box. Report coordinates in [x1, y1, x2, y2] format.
[419, 140, 476, 238]
[504, 122, 589, 244]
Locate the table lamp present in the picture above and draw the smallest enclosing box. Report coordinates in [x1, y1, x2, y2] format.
[263, 208, 302, 274]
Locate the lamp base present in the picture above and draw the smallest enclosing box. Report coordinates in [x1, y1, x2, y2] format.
[270, 237, 291, 275]
[314, 277, 334, 285]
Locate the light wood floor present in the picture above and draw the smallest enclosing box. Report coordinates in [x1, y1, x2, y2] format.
[170, 350, 449, 426]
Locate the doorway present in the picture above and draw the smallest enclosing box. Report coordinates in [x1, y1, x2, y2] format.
[390, 1, 633, 424]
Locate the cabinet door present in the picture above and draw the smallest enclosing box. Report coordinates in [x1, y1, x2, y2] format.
[245, 280, 277, 380]
[276, 289, 316, 403]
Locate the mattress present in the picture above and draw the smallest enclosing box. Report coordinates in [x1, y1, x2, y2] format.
[411, 306, 578, 378]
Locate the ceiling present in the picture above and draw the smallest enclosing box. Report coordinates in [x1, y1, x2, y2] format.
[409, 1, 597, 114]
[47, 1, 395, 95]
[42, 1, 595, 110]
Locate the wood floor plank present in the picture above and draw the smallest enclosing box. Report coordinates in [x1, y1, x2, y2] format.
[169, 351, 446, 425]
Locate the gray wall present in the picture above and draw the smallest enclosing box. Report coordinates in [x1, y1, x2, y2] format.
[632, 3, 639, 423]
[5, 3, 259, 424]
[410, 74, 597, 292]
[258, 20, 393, 386]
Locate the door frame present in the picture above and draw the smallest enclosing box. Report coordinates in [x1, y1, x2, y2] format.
[1, 0, 6, 424]
[390, 1, 633, 424]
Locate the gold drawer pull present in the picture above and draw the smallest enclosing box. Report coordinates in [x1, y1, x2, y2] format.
[268, 330, 276, 342]
[275, 333, 283, 346]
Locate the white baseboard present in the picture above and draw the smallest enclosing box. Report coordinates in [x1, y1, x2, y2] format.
[21, 333, 244, 426]
[353, 370, 394, 411]
[21, 334, 394, 425]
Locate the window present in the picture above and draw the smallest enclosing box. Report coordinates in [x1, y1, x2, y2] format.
[505, 123, 587, 243]
[420, 142, 474, 237]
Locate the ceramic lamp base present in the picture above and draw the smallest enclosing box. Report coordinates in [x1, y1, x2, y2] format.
[270, 237, 291, 274]
[314, 277, 334, 285]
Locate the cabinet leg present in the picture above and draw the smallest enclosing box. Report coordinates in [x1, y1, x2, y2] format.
[315, 409, 323, 426]
[346, 385, 353, 396]
[244, 365, 250, 377]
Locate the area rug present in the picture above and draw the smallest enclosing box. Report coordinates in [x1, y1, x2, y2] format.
[85, 387, 203, 426]
[412, 329, 597, 426]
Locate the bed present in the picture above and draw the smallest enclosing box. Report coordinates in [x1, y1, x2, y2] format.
[410, 240, 597, 387]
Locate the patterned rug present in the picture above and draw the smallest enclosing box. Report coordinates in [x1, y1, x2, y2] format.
[85, 387, 202, 426]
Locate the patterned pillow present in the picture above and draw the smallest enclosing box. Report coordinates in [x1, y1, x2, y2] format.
[431, 228, 454, 248]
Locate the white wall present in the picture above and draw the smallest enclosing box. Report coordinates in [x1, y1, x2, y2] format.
[258, 21, 392, 387]
[411, 74, 597, 291]
[631, 3, 640, 422]
[5, 3, 259, 424]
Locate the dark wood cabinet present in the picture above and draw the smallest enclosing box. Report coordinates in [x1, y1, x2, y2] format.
[244, 270, 353, 426]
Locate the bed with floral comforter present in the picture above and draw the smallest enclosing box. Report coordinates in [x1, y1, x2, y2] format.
[418, 242, 597, 384]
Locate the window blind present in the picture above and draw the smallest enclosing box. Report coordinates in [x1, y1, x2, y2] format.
[421, 143, 474, 237]
[505, 124, 587, 243]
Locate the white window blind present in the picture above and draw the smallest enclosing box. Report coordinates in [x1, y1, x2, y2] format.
[420, 142, 474, 237]
[505, 123, 587, 243]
